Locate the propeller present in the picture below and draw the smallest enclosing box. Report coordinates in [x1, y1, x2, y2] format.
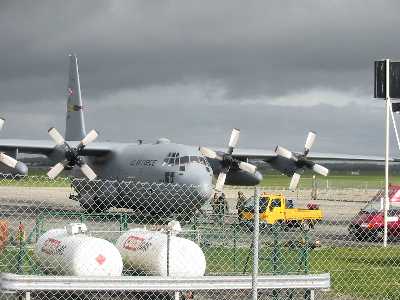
[199, 128, 257, 192]
[0, 118, 26, 172]
[47, 127, 98, 180]
[0, 152, 18, 169]
[275, 131, 329, 190]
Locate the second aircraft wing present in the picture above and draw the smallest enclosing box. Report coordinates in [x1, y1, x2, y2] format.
[0, 139, 116, 157]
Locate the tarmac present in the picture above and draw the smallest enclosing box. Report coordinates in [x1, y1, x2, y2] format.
[0, 185, 382, 246]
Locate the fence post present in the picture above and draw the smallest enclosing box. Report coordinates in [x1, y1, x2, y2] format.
[166, 229, 180, 300]
[166, 229, 171, 277]
[34, 216, 42, 243]
[301, 225, 313, 300]
[271, 224, 280, 275]
[311, 175, 317, 201]
[252, 187, 260, 300]
[233, 223, 237, 273]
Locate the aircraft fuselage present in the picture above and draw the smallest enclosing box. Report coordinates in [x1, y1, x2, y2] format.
[66, 140, 215, 216]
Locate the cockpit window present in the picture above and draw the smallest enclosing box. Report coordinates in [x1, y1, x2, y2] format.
[162, 153, 210, 167]
[190, 156, 199, 163]
[163, 152, 180, 166]
[180, 156, 189, 164]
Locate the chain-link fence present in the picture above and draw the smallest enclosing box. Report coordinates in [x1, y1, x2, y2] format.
[0, 174, 398, 299]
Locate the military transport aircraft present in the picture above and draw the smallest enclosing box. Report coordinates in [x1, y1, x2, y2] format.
[0, 55, 386, 216]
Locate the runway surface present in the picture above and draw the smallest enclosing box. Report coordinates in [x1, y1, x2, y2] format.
[0, 185, 389, 247]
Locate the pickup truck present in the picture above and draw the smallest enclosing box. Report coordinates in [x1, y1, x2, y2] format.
[239, 192, 323, 230]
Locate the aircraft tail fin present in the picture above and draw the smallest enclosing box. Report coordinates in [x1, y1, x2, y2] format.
[65, 54, 86, 141]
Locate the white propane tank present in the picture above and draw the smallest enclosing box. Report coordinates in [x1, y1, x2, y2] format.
[116, 228, 206, 277]
[35, 223, 123, 276]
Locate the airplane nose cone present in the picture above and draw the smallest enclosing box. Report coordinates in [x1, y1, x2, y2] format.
[175, 164, 213, 202]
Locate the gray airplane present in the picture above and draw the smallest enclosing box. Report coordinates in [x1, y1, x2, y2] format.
[0, 55, 386, 217]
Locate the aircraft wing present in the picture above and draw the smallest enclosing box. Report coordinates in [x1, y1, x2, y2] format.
[0, 139, 117, 156]
[212, 147, 389, 162]
[0, 139, 55, 155]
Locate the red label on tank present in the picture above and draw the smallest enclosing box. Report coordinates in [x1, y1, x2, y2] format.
[96, 254, 106, 265]
[123, 235, 145, 251]
[123, 235, 152, 251]
[41, 238, 64, 255]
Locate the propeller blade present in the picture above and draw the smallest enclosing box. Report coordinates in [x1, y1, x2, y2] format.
[238, 161, 257, 174]
[313, 164, 329, 176]
[80, 130, 98, 146]
[0, 118, 4, 131]
[80, 163, 97, 181]
[47, 162, 65, 179]
[0, 153, 18, 168]
[289, 173, 301, 191]
[48, 127, 65, 145]
[228, 128, 240, 149]
[199, 147, 218, 159]
[304, 131, 316, 155]
[215, 172, 227, 192]
[275, 146, 295, 160]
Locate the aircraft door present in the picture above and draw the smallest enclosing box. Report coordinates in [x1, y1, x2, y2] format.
[164, 172, 175, 183]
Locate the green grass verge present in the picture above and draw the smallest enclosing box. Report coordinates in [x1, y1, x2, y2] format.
[0, 176, 70, 188]
[310, 246, 400, 299]
[205, 245, 400, 299]
[0, 246, 39, 274]
[0, 169, 70, 187]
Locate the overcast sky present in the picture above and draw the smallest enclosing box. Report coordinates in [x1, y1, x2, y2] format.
[1, 0, 400, 155]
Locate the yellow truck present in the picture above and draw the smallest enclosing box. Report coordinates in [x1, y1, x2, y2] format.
[239, 192, 323, 230]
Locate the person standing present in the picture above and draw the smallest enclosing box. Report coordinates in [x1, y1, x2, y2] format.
[216, 192, 227, 224]
[211, 193, 219, 215]
[236, 191, 247, 214]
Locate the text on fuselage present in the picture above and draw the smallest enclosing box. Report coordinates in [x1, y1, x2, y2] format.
[129, 159, 158, 167]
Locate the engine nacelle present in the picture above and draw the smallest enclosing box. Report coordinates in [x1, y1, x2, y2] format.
[47, 145, 68, 163]
[15, 161, 28, 175]
[224, 170, 263, 186]
[0, 161, 28, 176]
[268, 156, 299, 177]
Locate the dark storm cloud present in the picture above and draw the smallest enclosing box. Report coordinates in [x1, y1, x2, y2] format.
[0, 1, 398, 155]
[0, 88, 391, 156]
[1, 0, 400, 101]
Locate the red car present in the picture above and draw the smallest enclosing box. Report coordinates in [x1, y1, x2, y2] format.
[349, 185, 400, 241]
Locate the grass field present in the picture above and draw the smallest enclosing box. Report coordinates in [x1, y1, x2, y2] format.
[259, 170, 400, 189]
[1, 169, 400, 189]
[2, 244, 399, 299]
